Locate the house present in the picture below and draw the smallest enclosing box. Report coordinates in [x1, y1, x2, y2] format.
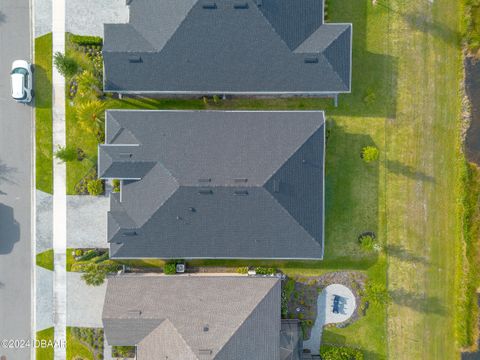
[102, 0, 352, 101]
[97, 110, 325, 260]
[102, 275, 305, 360]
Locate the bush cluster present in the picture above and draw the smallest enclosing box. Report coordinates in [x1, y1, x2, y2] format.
[164, 263, 177, 275]
[255, 267, 276, 275]
[236, 267, 249, 274]
[320, 345, 364, 360]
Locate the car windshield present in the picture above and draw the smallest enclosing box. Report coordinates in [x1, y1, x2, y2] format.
[11, 67, 28, 75]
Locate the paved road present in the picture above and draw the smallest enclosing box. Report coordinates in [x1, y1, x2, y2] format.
[0, 0, 33, 359]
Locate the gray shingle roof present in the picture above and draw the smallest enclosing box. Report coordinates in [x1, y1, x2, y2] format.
[102, 275, 281, 360]
[98, 110, 325, 259]
[103, 0, 351, 94]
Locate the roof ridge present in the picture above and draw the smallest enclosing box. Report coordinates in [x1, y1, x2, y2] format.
[262, 188, 321, 250]
[251, 2, 294, 52]
[261, 119, 323, 187]
[213, 279, 280, 358]
[132, 0, 199, 53]
[293, 23, 349, 54]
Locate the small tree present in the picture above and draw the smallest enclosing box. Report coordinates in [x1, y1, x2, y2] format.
[53, 52, 79, 78]
[54, 145, 77, 162]
[87, 179, 103, 195]
[82, 263, 107, 286]
[361, 146, 379, 163]
[112, 179, 120, 193]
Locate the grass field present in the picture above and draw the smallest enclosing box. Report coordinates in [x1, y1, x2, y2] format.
[36, 327, 54, 360]
[34, 33, 53, 193]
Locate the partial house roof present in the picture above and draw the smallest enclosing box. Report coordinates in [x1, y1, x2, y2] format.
[98, 110, 325, 260]
[102, 275, 281, 360]
[103, 0, 352, 94]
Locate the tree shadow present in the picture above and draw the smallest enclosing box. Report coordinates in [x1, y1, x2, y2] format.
[390, 288, 446, 315]
[33, 64, 52, 109]
[375, 0, 460, 48]
[326, 0, 398, 119]
[324, 121, 379, 262]
[386, 159, 435, 183]
[385, 244, 429, 266]
[0, 159, 18, 191]
[0, 204, 20, 254]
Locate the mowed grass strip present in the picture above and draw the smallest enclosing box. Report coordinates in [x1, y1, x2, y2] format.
[36, 327, 54, 360]
[34, 33, 53, 193]
[384, 0, 463, 358]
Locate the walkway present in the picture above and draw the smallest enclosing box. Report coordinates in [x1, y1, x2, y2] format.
[52, 0, 67, 357]
[303, 284, 356, 354]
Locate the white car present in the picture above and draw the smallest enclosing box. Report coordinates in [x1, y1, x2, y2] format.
[10, 60, 33, 103]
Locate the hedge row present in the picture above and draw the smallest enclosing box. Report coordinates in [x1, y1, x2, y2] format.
[70, 34, 103, 46]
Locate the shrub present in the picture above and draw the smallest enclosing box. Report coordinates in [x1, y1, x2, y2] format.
[112, 345, 136, 358]
[78, 249, 100, 261]
[54, 145, 77, 162]
[361, 146, 379, 163]
[75, 168, 98, 195]
[112, 179, 120, 193]
[81, 263, 107, 286]
[236, 267, 248, 274]
[76, 70, 103, 99]
[364, 281, 391, 306]
[53, 52, 78, 78]
[164, 263, 177, 275]
[87, 179, 103, 196]
[359, 234, 375, 252]
[70, 34, 103, 47]
[320, 345, 364, 360]
[75, 249, 83, 257]
[255, 267, 276, 275]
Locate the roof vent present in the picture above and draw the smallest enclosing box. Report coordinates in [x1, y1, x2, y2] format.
[203, 325, 209, 332]
[122, 231, 137, 236]
[234, 190, 249, 196]
[304, 57, 319, 64]
[128, 55, 142, 63]
[126, 0, 133, 5]
[256, 0, 262, 6]
[198, 178, 212, 183]
[234, 2, 249, 9]
[198, 189, 213, 195]
[234, 178, 248, 183]
[202, 2, 217, 9]
[189, 207, 196, 212]
[273, 180, 280, 193]
[127, 309, 142, 317]
[119, 153, 133, 159]
[199, 349, 213, 355]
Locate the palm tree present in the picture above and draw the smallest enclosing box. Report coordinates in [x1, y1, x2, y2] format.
[75, 99, 106, 134]
[81, 264, 107, 286]
[76, 70, 103, 99]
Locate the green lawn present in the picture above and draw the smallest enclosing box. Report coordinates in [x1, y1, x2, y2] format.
[36, 249, 54, 271]
[36, 327, 54, 360]
[66, 327, 94, 360]
[35, 33, 53, 193]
